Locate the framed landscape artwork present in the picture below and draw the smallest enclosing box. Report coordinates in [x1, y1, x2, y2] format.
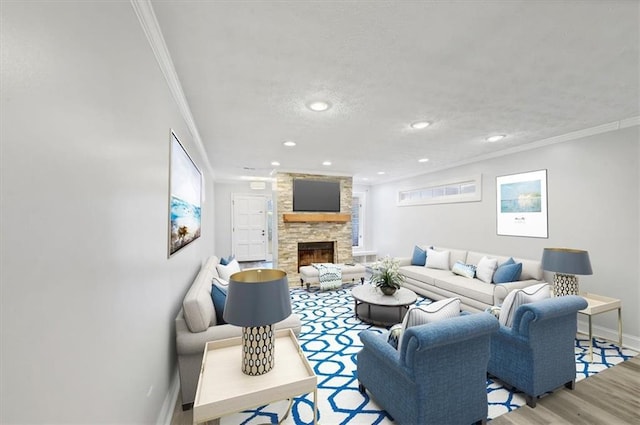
[168, 130, 202, 257]
[496, 169, 548, 238]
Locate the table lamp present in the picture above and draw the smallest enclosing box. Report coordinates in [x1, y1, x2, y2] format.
[541, 248, 593, 296]
[223, 269, 292, 376]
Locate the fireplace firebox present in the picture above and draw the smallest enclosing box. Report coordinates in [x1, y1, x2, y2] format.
[297, 242, 335, 271]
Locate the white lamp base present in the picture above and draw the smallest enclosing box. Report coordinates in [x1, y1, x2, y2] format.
[553, 273, 579, 296]
[241, 324, 276, 376]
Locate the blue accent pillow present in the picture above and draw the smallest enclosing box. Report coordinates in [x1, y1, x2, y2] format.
[451, 261, 477, 279]
[219, 255, 235, 266]
[493, 258, 523, 283]
[411, 245, 427, 266]
[210, 280, 228, 324]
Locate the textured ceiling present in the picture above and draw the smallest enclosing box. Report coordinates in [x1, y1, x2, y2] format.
[151, 0, 639, 184]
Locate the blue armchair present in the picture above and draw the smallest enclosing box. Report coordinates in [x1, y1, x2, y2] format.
[357, 313, 499, 425]
[487, 295, 588, 407]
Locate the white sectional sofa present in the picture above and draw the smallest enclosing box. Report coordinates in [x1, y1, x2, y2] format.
[398, 246, 544, 313]
[175, 256, 302, 409]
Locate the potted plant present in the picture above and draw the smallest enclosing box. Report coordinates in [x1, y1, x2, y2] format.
[371, 256, 405, 295]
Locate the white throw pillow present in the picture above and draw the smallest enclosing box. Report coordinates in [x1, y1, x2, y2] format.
[499, 283, 550, 327]
[476, 256, 498, 283]
[398, 297, 460, 350]
[425, 249, 450, 270]
[216, 259, 240, 281]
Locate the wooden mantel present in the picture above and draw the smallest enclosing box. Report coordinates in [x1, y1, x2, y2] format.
[283, 213, 351, 223]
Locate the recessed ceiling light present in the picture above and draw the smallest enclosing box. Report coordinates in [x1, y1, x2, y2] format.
[271, 161, 280, 166]
[410, 121, 431, 129]
[418, 158, 429, 163]
[307, 101, 331, 112]
[283, 140, 296, 147]
[486, 134, 506, 142]
[322, 161, 332, 166]
[377, 171, 385, 175]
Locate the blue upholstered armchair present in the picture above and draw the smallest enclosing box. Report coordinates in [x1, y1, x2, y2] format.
[357, 313, 499, 425]
[487, 295, 588, 407]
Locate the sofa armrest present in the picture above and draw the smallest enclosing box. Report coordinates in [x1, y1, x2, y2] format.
[492, 279, 546, 306]
[396, 257, 412, 267]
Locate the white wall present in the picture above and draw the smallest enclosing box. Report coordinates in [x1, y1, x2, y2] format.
[371, 126, 639, 344]
[1, 2, 214, 423]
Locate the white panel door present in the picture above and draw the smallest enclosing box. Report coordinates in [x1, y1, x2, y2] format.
[232, 195, 267, 261]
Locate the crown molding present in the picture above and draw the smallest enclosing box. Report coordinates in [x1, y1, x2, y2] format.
[130, 0, 215, 179]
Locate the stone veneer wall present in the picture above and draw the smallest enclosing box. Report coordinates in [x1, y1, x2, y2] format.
[277, 173, 353, 285]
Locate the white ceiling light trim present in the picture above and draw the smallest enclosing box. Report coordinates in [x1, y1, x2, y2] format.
[271, 161, 280, 166]
[418, 158, 429, 163]
[410, 121, 431, 129]
[307, 101, 331, 112]
[322, 161, 332, 166]
[486, 134, 506, 142]
[283, 141, 296, 147]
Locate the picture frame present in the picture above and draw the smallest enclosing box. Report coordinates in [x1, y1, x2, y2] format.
[496, 169, 548, 238]
[168, 130, 202, 257]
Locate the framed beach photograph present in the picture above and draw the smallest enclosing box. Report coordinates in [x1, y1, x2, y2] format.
[168, 130, 202, 257]
[496, 169, 548, 238]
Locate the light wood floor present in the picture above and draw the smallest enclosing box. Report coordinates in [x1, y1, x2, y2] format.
[172, 356, 639, 424]
[491, 355, 640, 425]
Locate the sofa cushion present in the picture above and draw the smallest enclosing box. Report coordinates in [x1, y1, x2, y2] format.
[216, 259, 240, 281]
[493, 258, 523, 283]
[182, 268, 217, 332]
[433, 247, 468, 269]
[434, 275, 496, 305]
[476, 256, 498, 283]
[426, 249, 450, 270]
[452, 261, 477, 279]
[211, 278, 229, 324]
[411, 245, 427, 266]
[499, 283, 550, 327]
[399, 265, 451, 285]
[398, 298, 460, 350]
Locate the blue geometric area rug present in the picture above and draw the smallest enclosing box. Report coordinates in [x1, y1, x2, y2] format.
[221, 285, 637, 424]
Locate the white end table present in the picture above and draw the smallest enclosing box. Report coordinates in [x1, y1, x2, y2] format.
[193, 329, 317, 425]
[577, 292, 622, 363]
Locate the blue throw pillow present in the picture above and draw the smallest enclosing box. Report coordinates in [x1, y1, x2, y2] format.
[411, 245, 427, 266]
[493, 258, 522, 284]
[210, 280, 228, 324]
[219, 255, 235, 266]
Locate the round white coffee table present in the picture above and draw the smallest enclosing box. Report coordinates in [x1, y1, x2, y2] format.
[351, 284, 417, 326]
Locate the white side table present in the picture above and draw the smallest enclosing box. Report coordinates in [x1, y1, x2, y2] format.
[193, 329, 317, 425]
[577, 292, 622, 363]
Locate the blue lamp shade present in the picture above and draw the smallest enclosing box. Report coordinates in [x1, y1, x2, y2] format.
[223, 269, 292, 376]
[223, 269, 292, 326]
[541, 248, 593, 275]
[542, 248, 592, 296]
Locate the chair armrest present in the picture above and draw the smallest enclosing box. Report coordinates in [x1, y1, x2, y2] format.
[359, 330, 404, 372]
[511, 295, 588, 334]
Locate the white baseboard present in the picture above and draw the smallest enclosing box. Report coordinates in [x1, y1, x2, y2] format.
[157, 369, 180, 425]
[577, 319, 640, 353]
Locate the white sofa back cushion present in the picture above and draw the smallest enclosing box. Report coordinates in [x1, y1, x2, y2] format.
[433, 246, 468, 269]
[183, 256, 220, 332]
[425, 249, 450, 270]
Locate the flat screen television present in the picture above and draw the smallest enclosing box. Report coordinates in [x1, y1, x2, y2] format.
[293, 179, 340, 212]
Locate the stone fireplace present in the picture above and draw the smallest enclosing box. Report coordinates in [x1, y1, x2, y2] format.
[277, 173, 353, 285]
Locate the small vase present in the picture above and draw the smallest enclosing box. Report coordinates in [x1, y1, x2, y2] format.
[380, 286, 397, 296]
